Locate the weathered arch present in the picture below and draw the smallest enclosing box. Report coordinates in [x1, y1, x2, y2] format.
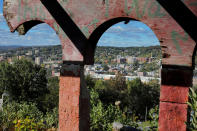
[3, 0, 197, 130]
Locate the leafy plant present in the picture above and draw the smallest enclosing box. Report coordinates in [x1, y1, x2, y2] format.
[0, 59, 48, 106]
[0, 102, 18, 129]
[0, 101, 44, 130]
[187, 88, 197, 130]
[13, 117, 45, 131]
[149, 105, 159, 130]
[44, 107, 59, 128]
[90, 88, 134, 131]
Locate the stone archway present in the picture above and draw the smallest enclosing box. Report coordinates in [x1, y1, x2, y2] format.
[3, 0, 197, 130]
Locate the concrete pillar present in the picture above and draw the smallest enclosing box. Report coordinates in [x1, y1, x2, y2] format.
[59, 64, 90, 131]
[158, 67, 192, 131]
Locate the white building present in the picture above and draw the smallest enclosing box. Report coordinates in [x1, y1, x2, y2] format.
[35, 57, 43, 65]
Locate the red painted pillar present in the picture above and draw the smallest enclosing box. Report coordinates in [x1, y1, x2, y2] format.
[158, 67, 192, 131]
[59, 64, 90, 131]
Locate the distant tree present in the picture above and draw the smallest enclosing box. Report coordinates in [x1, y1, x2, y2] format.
[127, 78, 160, 120]
[133, 60, 139, 70]
[41, 76, 59, 112]
[103, 64, 109, 71]
[96, 73, 128, 109]
[0, 59, 48, 106]
[86, 74, 160, 121]
[85, 75, 95, 89]
[0, 62, 13, 96]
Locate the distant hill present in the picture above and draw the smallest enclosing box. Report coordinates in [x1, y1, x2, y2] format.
[0, 45, 23, 51]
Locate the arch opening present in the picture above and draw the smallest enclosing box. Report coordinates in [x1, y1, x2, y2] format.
[0, 18, 61, 129]
[85, 19, 162, 130]
[86, 17, 161, 64]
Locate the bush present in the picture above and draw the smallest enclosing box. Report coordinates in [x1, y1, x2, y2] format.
[90, 88, 133, 131]
[44, 107, 59, 128]
[149, 105, 159, 130]
[187, 88, 197, 130]
[86, 74, 160, 130]
[0, 102, 18, 129]
[0, 102, 44, 130]
[0, 59, 49, 112]
[13, 117, 45, 131]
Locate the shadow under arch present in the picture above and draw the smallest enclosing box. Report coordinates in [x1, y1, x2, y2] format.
[86, 17, 160, 65]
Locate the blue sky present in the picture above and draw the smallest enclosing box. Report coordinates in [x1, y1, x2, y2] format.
[0, 1, 159, 47]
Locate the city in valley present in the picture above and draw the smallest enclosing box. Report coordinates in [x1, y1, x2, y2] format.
[0, 45, 162, 83]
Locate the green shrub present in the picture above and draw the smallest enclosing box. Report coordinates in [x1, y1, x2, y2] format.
[13, 117, 45, 131]
[187, 88, 197, 130]
[0, 102, 19, 129]
[44, 107, 59, 128]
[0, 101, 44, 129]
[90, 88, 133, 131]
[149, 105, 159, 130]
[16, 102, 44, 122]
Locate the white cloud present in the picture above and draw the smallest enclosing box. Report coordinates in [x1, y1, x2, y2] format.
[113, 26, 124, 31]
[107, 25, 125, 33]
[27, 36, 31, 40]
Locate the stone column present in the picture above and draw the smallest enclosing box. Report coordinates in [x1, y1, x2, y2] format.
[158, 66, 193, 131]
[59, 64, 90, 131]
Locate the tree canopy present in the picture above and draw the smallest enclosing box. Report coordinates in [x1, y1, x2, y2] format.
[0, 59, 48, 104]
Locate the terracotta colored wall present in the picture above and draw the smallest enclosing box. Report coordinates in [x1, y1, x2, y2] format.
[59, 64, 90, 131]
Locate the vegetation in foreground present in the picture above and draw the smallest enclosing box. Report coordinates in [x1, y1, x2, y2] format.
[0, 59, 160, 130]
[0, 59, 59, 130]
[9, 59, 197, 130]
[87, 74, 160, 131]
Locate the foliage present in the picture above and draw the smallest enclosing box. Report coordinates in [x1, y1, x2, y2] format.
[0, 101, 58, 130]
[0, 101, 44, 129]
[87, 74, 160, 130]
[187, 88, 197, 130]
[0, 102, 18, 129]
[140, 62, 160, 72]
[85, 75, 96, 89]
[128, 78, 160, 120]
[103, 64, 109, 71]
[44, 107, 59, 128]
[132, 60, 139, 70]
[13, 117, 45, 131]
[149, 105, 159, 130]
[0, 59, 48, 107]
[94, 73, 128, 109]
[41, 77, 59, 113]
[88, 74, 160, 123]
[90, 88, 134, 131]
[0, 59, 59, 129]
